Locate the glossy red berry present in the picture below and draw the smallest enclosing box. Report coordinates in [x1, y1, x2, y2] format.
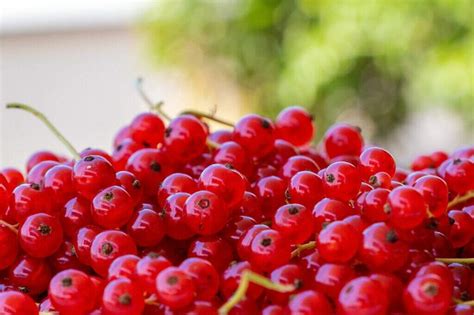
[287, 171, 324, 209]
[10, 183, 54, 223]
[162, 192, 195, 240]
[447, 210, 474, 248]
[386, 186, 427, 230]
[323, 123, 364, 159]
[102, 278, 144, 315]
[358, 222, 409, 272]
[107, 254, 140, 281]
[91, 185, 133, 229]
[126, 208, 165, 247]
[43, 164, 75, 209]
[164, 114, 208, 163]
[287, 290, 333, 315]
[317, 221, 361, 263]
[49, 269, 96, 315]
[179, 257, 219, 301]
[253, 176, 286, 219]
[411, 155, 435, 171]
[314, 263, 356, 300]
[359, 147, 396, 180]
[279, 155, 320, 181]
[115, 171, 144, 206]
[236, 191, 262, 220]
[26, 150, 60, 173]
[362, 188, 390, 223]
[248, 228, 291, 272]
[19, 213, 63, 258]
[232, 114, 275, 159]
[272, 204, 314, 244]
[312, 198, 353, 233]
[220, 261, 263, 300]
[0, 291, 38, 315]
[157, 173, 197, 207]
[198, 164, 246, 209]
[73, 155, 116, 201]
[275, 106, 314, 147]
[368, 171, 392, 189]
[112, 139, 145, 171]
[135, 252, 172, 295]
[8, 255, 53, 295]
[338, 276, 389, 315]
[209, 129, 233, 144]
[129, 112, 165, 147]
[1, 168, 24, 192]
[323, 161, 361, 202]
[414, 175, 449, 218]
[213, 141, 250, 174]
[188, 236, 234, 273]
[73, 226, 101, 266]
[26, 160, 59, 186]
[90, 230, 137, 277]
[184, 190, 229, 235]
[268, 264, 305, 304]
[49, 240, 84, 272]
[444, 158, 474, 194]
[156, 266, 196, 310]
[403, 274, 451, 315]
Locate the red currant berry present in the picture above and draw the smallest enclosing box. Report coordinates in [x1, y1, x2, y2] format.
[0, 224, 18, 270]
[314, 263, 356, 300]
[253, 176, 286, 219]
[209, 129, 233, 144]
[317, 221, 361, 263]
[156, 266, 196, 310]
[112, 139, 145, 171]
[237, 224, 270, 261]
[386, 186, 427, 230]
[19, 213, 63, 258]
[136, 252, 172, 295]
[10, 183, 54, 223]
[370, 273, 403, 308]
[91, 185, 133, 229]
[362, 188, 390, 222]
[102, 278, 144, 315]
[312, 198, 353, 232]
[447, 210, 474, 248]
[287, 171, 324, 209]
[323, 123, 364, 159]
[338, 276, 389, 315]
[268, 264, 306, 304]
[162, 192, 195, 240]
[188, 236, 234, 273]
[157, 173, 197, 207]
[73, 226, 101, 266]
[368, 171, 392, 189]
[116, 171, 144, 206]
[232, 114, 275, 159]
[272, 204, 314, 244]
[444, 158, 474, 194]
[107, 254, 140, 281]
[129, 112, 165, 147]
[8, 255, 52, 295]
[49, 240, 85, 272]
[359, 147, 396, 180]
[26, 150, 60, 173]
[220, 261, 263, 300]
[403, 274, 451, 315]
[213, 141, 250, 174]
[0, 291, 38, 315]
[73, 155, 116, 201]
[323, 161, 361, 202]
[414, 175, 449, 218]
[1, 168, 24, 192]
[236, 191, 262, 220]
[287, 290, 333, 315]
[185, 190, 229, 235]
[222, 215, 257, 245]
[126, 208, 165, 247]
[279, 155, 320, 181]
[275, 106, 314, 147]
[411, 155, 435, 171]
[248, 228, 291, 272]
[179, 257, 219, 301]
[26, 160, 58, 187]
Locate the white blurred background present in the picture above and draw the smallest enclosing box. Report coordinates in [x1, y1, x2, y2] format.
[0, 0, 472, 171]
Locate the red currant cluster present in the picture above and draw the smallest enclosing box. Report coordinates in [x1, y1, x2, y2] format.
[1, 102, 474, 315]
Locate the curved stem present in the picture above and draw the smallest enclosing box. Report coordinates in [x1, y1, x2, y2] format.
[435, 258, 474, 264]
[291, 241, 316, 258]
[181, 110, 234, 127]
[206, 138, 221, 150]
[218, 270, 294, 315]
[6, 103, 79, 160]
[0, 220, 18, 234]
[448, 190, 474, 209]
[458, 300, 474, 306]
[135, 78, 171, 121]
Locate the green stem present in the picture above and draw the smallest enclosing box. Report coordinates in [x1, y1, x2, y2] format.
[218, 270, 294, 315]
[6, 103, 80, 160]
[181, 110, 234, 127]
[291, 241, 316, 258]
[436, 258, 474, 264]
[448, 190, 474, 209]
[206, 138, 221, 150]
[135, 77, 171, 121]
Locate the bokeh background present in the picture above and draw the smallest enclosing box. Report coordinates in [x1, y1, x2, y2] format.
[1, 0, 472, 169]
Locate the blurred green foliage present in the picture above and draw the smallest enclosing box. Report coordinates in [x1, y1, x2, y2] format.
[142, 0, 473, 139]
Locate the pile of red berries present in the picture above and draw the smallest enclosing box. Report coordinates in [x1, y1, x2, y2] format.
[1, 102, 474, 315]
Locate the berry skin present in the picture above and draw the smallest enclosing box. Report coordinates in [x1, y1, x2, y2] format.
[136, 253, 172, 295]
[129, 112, 165, 147]
[386, 186, 427, 230]
[248, 228, 291, 272]
[0, 291, 38, 315]
[8, 255, 53, 295]
[126, 148, 172, 198]
[414, 175, 449, 218]
[279, 155, 320, 181]
[368, 171, 392, 189]
[162, 192, 195, 240]
[312, 198, 354, 233]
[222, 215, 257, 245]
[156, 266, 196, 310]
[287, 290, 333, 315]
[0, 224, 19, 270]
[338, 276, 389, 315]
[323, 161, 361, 202]
[323, 123, 364, 159]
[102, 278, 144, 315]
[443, 158, 474, 194]
[237, 224, 270, 261]
[157, 173, 197, 207]
[317, 221, 361, 264]
[272, 204, 314, 244]
[10, 183, 54, 223]
[416, 261, 454, 289]
[362, 188, 390, 223]
[126, 207, 165, 247]
[411, 155, 435, 171]
[403, 274, 451, 315]
[43, 164, 75, 210]
[26, 150, 60, 173]
[0, 175, 10, 215]
[314, 263, 356, 300]
[232, 114, 276, 159]
[19, 213, 63, 258]
[179, 257, 219, 301]
[90, 230, 137, 277]
[184, 190, 229, 235]
[220, 261, 263, 300]
[112, 139, 145, 171]
[447, 210, 474, 248]
[48, 269, 96, 315]
[370, 273, 404, 308]
[287, 171, 324, 209]
[73, 226, 101, 266]
[198, 164, 246, 209]
[188, 236, 234, 273]
[253, 176, 287, 219]
[73, 155, 116, 201]
[213, 141, 250, 174]
[26, 160, 58, 186]
[1, 167, 24, 192]
[209, 129, 233, 144]
[164, 114, 208, 163]
[91, 185, 133, 229]
[262, 305, 285, 315]
[359, 147, 396, 179]
[115, 170, 144, 206]
[275, 106, 314, 147]
[268, 139, 298, 168]
[358, 222, 409, 272]
[107, 254, 140, 281]
[268, 264, 306, 304]
[49, 240, 84, 272]
[236, 191, 262, 220]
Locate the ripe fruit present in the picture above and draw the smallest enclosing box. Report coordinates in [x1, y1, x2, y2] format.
[338, 276, 389, 315]
[272, 204, 314, 244]
[248, 229, 291, 272]
[91, 185, 133, 229]
[317, 221, 361, 263]
[102, 278, 144, 315]
[275, 106, 314, 147]
[185, 190, 229, 235]
[155, 266, 196, 310]
[233, 114, 275, 159]
[19, 213, 63, 258]
[0, 224, 19, 270]
[403, 274, 451, 315]
[386, 186, 427, 230]
[323, 161, 361, 202]
[0, 291, 38, 315]
[323, 123, 364, 159]
[73, 155, 116, 201]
